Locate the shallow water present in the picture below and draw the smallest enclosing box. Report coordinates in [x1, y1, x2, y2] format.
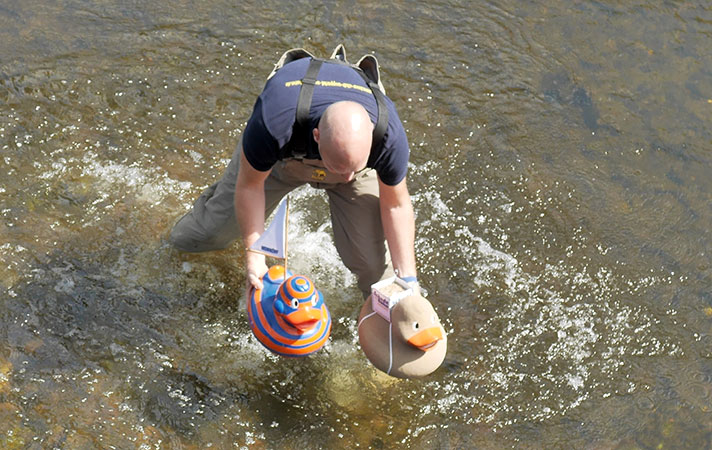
[1, 0, 711, 448]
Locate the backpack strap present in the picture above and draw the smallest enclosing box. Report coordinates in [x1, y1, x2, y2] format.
[285, 58, 324, 159]
[357, 54, 386, 95]
[330, 44, 347, 62]
[267, 48, 315, 81]
[370, 87, 388, 155]
[354, 55, 388, 155]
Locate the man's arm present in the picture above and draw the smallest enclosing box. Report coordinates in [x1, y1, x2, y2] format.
[234, 148, 272, 290]
[378, 176, 417, 280]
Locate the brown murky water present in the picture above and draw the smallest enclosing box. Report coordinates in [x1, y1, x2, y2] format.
[1, 1, 711, 448]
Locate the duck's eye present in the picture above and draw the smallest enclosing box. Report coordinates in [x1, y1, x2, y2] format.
[412, 322, 420, 331]
[291, 298, 300, 309]
[311, 295, 318, 307]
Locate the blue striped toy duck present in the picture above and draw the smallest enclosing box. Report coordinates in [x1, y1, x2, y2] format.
[248, 265, 331, 357]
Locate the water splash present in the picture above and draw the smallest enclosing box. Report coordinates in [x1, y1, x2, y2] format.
[409, 160, 682, 430]
[259, 186, 357, 297]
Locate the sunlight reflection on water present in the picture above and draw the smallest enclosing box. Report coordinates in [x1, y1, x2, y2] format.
[1, 0, 711, 448]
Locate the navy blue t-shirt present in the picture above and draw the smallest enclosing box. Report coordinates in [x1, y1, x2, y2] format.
[242, 58, 410, 186]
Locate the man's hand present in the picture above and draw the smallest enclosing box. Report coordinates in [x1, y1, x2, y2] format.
[246, 250, 268, 292]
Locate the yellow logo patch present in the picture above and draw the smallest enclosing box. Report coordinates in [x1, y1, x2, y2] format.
[311, 169, 327, 181]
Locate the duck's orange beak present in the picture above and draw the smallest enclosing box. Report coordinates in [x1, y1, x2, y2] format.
[407, 326, 444, 351]
[284, 308, 322, 331]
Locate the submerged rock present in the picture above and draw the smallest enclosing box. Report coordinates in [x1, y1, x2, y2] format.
[540, 70, 617, 134]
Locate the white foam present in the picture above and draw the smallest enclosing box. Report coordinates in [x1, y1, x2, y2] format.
[79, 151, 193, 204]
[38, 149, 194, 209]
[279, 186, 355, 290]
[408, 180, 681, 427]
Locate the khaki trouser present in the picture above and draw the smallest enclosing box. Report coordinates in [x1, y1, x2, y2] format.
[169, 138, 393, 297]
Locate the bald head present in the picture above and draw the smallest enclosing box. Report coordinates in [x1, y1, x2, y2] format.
[313, 101, 373, 181]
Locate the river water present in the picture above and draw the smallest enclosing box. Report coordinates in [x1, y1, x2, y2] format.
[1, 0, 711, 448]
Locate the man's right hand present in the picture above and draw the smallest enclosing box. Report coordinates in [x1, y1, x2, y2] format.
[245, 250, 268, 293]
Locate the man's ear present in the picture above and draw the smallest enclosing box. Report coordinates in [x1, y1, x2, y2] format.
[312, 127, 320, 143]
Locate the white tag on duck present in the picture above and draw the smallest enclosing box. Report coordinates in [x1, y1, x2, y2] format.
[370, 277, 413, 322]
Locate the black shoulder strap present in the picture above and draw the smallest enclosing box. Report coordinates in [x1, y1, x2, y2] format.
[361, 75, 388, 153]
[356, 55, 389, 152]
[283, 59, 323, 159]
[295, 59, 323, 134]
